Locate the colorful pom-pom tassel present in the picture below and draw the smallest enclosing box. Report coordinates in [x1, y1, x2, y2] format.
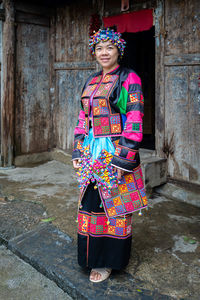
[138, 210, 143, 216]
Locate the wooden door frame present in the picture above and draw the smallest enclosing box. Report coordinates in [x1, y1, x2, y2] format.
[154, 0, 165, 158]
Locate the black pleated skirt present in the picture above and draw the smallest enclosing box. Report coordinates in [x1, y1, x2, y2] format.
[77, 182, 132, 270]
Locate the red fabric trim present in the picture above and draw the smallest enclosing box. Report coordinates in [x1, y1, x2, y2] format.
[103, 9, 153, 33]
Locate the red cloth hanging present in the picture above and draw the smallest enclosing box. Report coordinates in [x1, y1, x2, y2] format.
[103, 9, 153, 33]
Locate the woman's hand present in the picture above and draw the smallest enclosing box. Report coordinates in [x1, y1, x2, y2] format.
[73, 159, 81, 169]
[113, 167, 124, 180]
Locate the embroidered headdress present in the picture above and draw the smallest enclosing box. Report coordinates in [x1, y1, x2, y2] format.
[89, 28, 126, 57]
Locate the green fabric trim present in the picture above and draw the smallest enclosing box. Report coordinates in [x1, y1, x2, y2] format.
[116, 86, 128, 114]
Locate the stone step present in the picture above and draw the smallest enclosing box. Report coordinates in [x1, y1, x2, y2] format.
[140, 148, 167, 191]
[7, 223, 171, 300]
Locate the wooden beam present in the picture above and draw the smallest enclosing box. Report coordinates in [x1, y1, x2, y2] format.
[54, 61, 96, 70]
[0, 0, 15, 167]
[164, 54, 200, 66]
[15, 11, 50, 27]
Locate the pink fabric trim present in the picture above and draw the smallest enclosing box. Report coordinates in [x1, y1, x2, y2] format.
[126, 111, 143, 121]
[123, 131, 143, 142]
[122, 72, 141, 92]
[79, 110, 85, 119]
[74, 110, 86, 135]
[122, 111, 143, 142]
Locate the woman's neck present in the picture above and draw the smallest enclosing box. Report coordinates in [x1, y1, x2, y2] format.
[102, 64, 119, 76]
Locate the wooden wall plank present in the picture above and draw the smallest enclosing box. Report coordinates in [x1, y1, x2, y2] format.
[165, 0, 188, 55]
[54, 69, 93, 150]
[0, 0, 15, 167]
[187, 0, 200, 54]
[154, 0, 165, 158]
[55, 1, 94, 63]
[188, 65, 200, 184]
[164, 54, 200, 66]
[53, 0, 96, 150]
[165, 0, 200, 55]
[15, 23, 50, 154]
[165, 66, 189, 181]
[54, 61, 96, 70]
[16, 11, 50, 27]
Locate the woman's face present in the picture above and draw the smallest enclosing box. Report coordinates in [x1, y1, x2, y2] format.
[95, 40, 119, 72]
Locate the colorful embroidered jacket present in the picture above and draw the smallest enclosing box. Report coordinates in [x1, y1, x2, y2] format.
[72, 65, 144, 172]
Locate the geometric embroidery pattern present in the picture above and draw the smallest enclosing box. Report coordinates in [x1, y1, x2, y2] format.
[93, 117, 110, 135]
[126, 151, 136, 160]
[132, 123, 140, 131]
[95, 83, 113, 97]
[82, 84, 97, 98]
[110, 115, 120, 125]
[99, 166, 147, 218]
[81, 74, 119, 137]
[78, 211, 132, 239]
[114, 146, 121, 156]
[129, 92, 139, 103]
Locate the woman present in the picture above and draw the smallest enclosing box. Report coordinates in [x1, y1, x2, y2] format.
[72, 28, 147, 283]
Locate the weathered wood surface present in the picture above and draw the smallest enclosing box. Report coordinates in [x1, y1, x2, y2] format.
[165, 65, 200, 184]
[15, 23, 50, 155]
[55, 2, 94, 63]
[163, 0, 200, 184]
[164, 54, 200, 66]
[188, 66, 200, 183]
[53, 1, 95, 150]
[0, 0, 15, 167]
[165, 66, 189, 181]
[15, 11, 49, 27]
[54, 62, 96, 70]
[54, 69, 92, 150]
[154, 0, 165, 158]
[165, 0, 200, 55]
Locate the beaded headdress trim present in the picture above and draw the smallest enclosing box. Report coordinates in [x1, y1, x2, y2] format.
[89, 28, 126, 57]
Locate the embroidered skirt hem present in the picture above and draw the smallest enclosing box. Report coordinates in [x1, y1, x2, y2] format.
[77, 182, 132, 270]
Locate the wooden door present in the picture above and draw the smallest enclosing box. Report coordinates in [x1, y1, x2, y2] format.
[156, 0, 200, 184]
[52, 2, 97, 152]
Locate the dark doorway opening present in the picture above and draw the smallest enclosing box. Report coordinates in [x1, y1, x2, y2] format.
[121, 27, 155, 150]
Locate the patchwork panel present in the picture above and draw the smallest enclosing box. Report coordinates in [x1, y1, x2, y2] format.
[95, 83, 113, 97]
[114, 146, 121, 156]
[100, 106, 109, 114]
[93, 99, 109, 115]
[129, 92, 139, 103]
[90, 76, 101, 85]
[128, 92, 144, 104]
[93, 117, 111, 136]
[82, 99, 89, 114]
[99, 166, 147, 218]
[111, 124, 121, 134]
[110, 115, 120, 125]
[93, 107, 100, 116]
[126, 151, 136, 160]
[82, 84, 97, 98]
[102, 74, 118, 83]
[99, 99, 107, 107]
[78, 211, 132, 238]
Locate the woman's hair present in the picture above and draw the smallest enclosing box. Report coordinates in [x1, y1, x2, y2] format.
[89, 28, 126, 58]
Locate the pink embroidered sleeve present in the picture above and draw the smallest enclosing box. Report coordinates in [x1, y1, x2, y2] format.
[111, 71, 144, 172]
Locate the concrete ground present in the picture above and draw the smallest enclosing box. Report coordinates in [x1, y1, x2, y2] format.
[0, 245, 72, 300]
[0, 160, 200, 299]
